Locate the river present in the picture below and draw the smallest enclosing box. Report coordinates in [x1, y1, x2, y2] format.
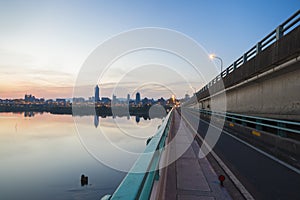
[0, 112, 162, 200]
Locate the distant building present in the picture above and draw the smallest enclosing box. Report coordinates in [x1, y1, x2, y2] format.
[112, 94, 117, 105]
[185, 94, 190, 100]
[150, 98, 155, 104]
[127, 94, 130, 103]
[88, 96, 95, 102]
[135, 92, 141, 105]
[24, 94, 35, 102]
[56, 98, 66, 106]
[129, 99, 135, 105]
[157, 97, 166, 105]
[95, 85, 100, 102]
[101, 97, 111, 104]
[142, 97, 150, 106]
[73, 97, 85, 103]
[46, 99, 54, 104]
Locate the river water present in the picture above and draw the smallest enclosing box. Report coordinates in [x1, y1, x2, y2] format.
[0, 112, 162, 200]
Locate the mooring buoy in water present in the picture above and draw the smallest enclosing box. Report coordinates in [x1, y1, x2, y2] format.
[81, 174, 88, 186]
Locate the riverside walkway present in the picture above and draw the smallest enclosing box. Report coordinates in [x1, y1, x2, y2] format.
[160, 110, 232, 200]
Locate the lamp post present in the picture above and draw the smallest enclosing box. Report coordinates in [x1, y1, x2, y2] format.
[209, 54, 223, 73]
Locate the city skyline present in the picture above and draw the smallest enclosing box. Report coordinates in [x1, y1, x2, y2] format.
[0, 85, 181, 102]
[1, 91, 180, 102]
[0, 1, 299, 99]
[0, 82, 188, 100]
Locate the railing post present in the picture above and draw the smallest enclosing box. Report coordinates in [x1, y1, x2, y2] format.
[276, 25, 284, 41]
[228, 114, 235, 123]
[243, 53, 248, 64]
[242, 117, 247, 126]
[256, 119, 262, 131]
[277, 122, 287, 137]
[256, 42, 262, 54]
[155, 170, 160, 181]
[233, 61, 237, 70]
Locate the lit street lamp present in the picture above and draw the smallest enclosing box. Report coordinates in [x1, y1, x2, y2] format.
[209, 54, 223, 73]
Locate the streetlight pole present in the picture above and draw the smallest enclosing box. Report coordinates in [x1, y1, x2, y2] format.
[209, 54, 223, 73]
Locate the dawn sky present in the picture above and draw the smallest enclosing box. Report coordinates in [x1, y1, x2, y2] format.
[0, 0, 299, 99]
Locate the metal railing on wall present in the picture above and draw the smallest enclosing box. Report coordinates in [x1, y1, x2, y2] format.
[196, 108, 300, 139]
[199, 10, 300, 94]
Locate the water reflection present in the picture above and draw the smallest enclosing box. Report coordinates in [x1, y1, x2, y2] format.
[17, 111, 166, 120]
[94, 114, 150, 128]
[17, 111, 166, 127]
[94, 115, 99, 128]
[136, 115, 140, 123]
[0, 112, 164, 199]
[74, 110, 165, 172]
[24, 111, 35, 117]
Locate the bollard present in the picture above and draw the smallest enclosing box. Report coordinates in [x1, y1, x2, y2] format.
[218, 175, 225, 187]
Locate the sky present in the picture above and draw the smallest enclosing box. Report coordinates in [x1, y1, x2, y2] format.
[0, 0, 299, 99]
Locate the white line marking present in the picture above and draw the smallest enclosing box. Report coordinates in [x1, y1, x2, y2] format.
[199, 116, 300, 175]
[180, 111, 255, 200]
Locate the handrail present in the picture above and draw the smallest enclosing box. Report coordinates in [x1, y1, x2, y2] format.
[101, 109, 173, 200]
[200, 10, 300, 93]
[194, 109, 300, 135]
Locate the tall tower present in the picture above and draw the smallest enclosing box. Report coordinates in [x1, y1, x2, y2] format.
[95, 85, 100, 102]
[127, 94, 130, 103]
[135, 92, 141, 105]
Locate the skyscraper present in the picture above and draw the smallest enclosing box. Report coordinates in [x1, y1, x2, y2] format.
[112, 94, 117, 105]
[127, 94, 130, 103]
[135, 92, 141, 105]
[95, 85, 100, 102]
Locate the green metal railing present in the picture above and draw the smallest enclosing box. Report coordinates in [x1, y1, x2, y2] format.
[191, 108, 300, 138]
[101, 109, 173, 200]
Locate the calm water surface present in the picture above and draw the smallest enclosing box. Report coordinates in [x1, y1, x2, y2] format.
[0, 112, 162, 200]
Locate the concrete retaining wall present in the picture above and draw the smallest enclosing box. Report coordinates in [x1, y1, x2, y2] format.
[197, 26, 300, 121]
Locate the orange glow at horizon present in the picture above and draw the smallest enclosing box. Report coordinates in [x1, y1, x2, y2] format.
[0, 83, 74, 99]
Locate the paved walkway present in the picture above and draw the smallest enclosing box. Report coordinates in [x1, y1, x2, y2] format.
[162, 110, 232, 200]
